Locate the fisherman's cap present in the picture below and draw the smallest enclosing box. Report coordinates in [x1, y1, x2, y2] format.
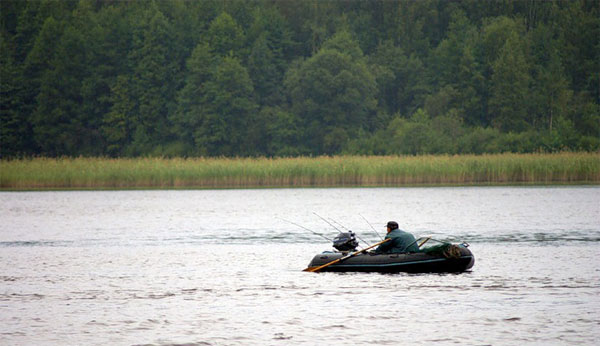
[386, 221, 398, 229]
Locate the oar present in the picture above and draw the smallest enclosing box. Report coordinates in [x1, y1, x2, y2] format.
[303, 238, 390, 272]
[405, 236, 431, 251]
[418, 237, 431, 247]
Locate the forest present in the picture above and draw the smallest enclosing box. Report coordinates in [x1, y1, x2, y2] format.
[1, 0, 598, 158]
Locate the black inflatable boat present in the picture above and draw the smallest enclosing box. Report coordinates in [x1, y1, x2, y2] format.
[306, 233, 475, 273]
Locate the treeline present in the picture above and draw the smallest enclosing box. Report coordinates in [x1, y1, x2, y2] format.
[1, 0, 598, 158]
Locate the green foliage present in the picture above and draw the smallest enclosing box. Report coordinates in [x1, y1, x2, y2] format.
[103, 76, 134, 156]
[0, 0, 599, 158]
[172, 42, 215, 152]
[132, 6, 178, 142]
[248, 33, 281, 106]
[488, 33, 531, 132]
[1, 33, 34, 157]
[258, 106, 304, 156]
[193, 56, 258, 156]
[285, 31, 377, 154]
[207, 12, 244, 57]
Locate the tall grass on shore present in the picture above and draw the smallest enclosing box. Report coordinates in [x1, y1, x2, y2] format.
[1, 153, 598, 190]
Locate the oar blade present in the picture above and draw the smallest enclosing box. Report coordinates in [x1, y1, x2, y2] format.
[303, 238, 390, 273]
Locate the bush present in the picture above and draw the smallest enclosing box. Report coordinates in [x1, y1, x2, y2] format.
[458, 127, 501, 154]
[577, 136, 600, 151]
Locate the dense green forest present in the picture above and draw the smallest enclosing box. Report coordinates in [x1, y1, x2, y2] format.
[1, 0, 598, 158]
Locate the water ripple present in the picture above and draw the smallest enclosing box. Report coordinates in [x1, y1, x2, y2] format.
[1, 188, 599, 345]
[1, 229, 598, 248]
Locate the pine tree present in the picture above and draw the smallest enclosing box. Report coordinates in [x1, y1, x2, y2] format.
[194, 56, 258, 156]
[0, 33, 34, 157]
[172, 42, 215, 153]
[488, 34, 531, 132]
[126, 4, 178, 154]
[206, 12, 244, 57]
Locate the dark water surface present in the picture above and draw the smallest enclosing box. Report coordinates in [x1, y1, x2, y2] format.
[1, 187, 599, 345]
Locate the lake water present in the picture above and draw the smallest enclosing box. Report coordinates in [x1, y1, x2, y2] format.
[1, 187, 599, 345]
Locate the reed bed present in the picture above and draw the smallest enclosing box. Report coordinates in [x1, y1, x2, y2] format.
[1, 153, 598, 190]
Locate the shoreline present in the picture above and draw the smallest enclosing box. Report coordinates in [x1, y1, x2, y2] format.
[1, 182, 599, 192]
[1, 153, 598, 191]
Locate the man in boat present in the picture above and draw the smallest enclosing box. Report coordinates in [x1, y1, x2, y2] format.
[375, 221, 420, 254]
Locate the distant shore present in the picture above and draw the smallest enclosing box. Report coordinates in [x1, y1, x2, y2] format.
[1, 153, 598, 190]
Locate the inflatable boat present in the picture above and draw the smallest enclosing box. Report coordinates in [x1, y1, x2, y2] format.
[306, 233, 475, 273]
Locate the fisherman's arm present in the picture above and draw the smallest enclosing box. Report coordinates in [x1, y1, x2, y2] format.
[375, 236, 393, 253]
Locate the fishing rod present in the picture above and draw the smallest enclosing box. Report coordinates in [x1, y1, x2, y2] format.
[312, 212, 370, 248]
[277, 217, 333, 242]
[329, 218, 356, 236]
[329, 217, 349, 232]
[359, 214, 384, 241]
[312, 212, 342, 234]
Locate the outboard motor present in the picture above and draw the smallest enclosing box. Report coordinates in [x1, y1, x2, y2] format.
[332, 231, 359, 252]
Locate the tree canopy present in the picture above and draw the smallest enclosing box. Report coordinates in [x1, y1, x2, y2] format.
[1, 0, 598, 158]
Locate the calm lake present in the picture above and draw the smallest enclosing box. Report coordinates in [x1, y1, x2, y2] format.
[1, 187, 599, 345]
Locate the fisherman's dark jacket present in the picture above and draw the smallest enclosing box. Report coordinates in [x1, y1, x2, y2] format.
[375, 229, 419, 254]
